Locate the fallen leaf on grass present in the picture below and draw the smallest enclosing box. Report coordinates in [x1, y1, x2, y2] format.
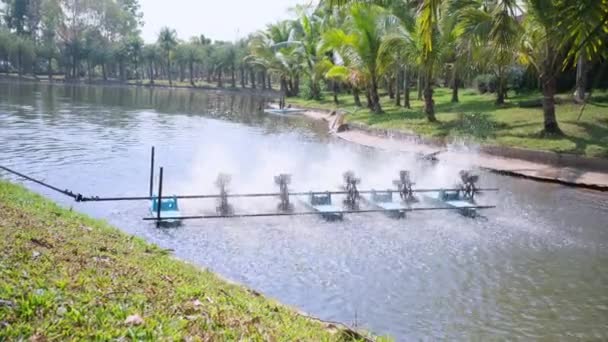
[124, 314, 144, 326]
[29, 333, 47, 342]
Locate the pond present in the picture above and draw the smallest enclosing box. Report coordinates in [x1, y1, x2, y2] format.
[1, 82, 607, 340]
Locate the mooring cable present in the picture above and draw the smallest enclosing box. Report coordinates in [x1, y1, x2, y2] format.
[0, 165, 84, 201]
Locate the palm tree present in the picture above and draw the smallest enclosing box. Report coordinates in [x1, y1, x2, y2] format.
[321, 4, 388, 113]
[248, 21, 303, 96]
[518, 0, 565, 135]
[143, 44, 161, 84]
[157, 27, 178, 86]
[290, 7, 325, 99]
[379, 1, 418, 108]
[558, 0, 608, 103]
[455, 0, 521, 105]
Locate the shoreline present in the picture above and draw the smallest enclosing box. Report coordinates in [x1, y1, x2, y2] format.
[297, 107, 608, 191]
[0, 75, 282, 97]
[0, 180, 376, 341]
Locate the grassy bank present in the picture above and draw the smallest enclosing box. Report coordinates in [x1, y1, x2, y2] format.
[0, 180, 375, 341]
[287, 88, 608, 158]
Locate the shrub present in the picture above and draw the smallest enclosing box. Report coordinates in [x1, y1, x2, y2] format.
[474, 74, 497, 94]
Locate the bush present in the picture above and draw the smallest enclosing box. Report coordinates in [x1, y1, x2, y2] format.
[474, 74, 497, 94]
[506, 66, 526, 94]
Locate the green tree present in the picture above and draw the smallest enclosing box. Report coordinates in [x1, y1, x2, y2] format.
[143, 44, 161, 84]
[321, 4, 389, 113]
[11, 34, 35, 76]
[456, 0, 521, 105]
[158, 27, 178, 86]
[518, 0, 567, 135]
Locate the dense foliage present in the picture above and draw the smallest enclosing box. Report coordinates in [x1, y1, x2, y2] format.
[0, 0, 606, 135]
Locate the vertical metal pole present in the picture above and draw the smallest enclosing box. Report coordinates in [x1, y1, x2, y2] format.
[149, 146, 155, 197]
[156, 167, 163, 227]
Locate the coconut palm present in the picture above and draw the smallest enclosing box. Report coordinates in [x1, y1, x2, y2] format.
[379, 1, 419, 108]
[558, 0, 608, 102]
[143, 44, 161, 84]
[455, 0, 521, 105]
[518, 0, 566, 135]
[248, 21, 304, 96]
[289, 7, 326, 99]
[321, 4, 389, 113]
[157, 27, 178, 86]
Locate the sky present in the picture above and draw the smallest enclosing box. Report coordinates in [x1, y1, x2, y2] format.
[140, 0, 316, 43]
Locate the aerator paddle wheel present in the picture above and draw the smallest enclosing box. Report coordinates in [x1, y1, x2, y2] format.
[215, 174, 234, 216]
[459, 170, 480, 201]
[343, 171, 361, 210]
[274, 174, 294, 212]
[394, 170, 417, 202]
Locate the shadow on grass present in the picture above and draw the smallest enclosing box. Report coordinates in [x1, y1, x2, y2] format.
[434, 113, 510, 139]
[500, 120, 608, 157]
[434, 98, 515, 114]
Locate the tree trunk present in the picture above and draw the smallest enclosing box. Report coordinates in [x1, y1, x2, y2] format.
[149, 62, 155, 85]
[404, 66, 410, 108]
[451, 68, 459, 103]
[574, 53, 587, 103]
[540, 73, 562, 135]
[260, 71, 266, 90]
[333, 81, 339, 104]
[102, 63, 107, 81]
[240, 67, 245, 88]
[231, 64, 236, 88]
[365, 90, 373, 109]
[353, 88, 362, 107]
[167, 59, 172, 87]
[395, 68, 402, 107]
[495, 69, 505, 105]
[87, 60, 92, 82]
[189, 60, 195, 86]
[417, 73, 423, 100]
[370, 75, 382, 113]
[423, 70, 436, 122]
[388, 77, 395, 99]
[250, 70, 256, 89]
[217, 67, 223, 88]
[48, 57, 53, 81]
[71, 53, 77, 80]
[267, 73, 271, 89]
[120, 61, 126, 82]
[288, 78, 294, 96]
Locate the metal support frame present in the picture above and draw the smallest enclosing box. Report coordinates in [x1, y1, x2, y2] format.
[156, 167, 163, 227]
[149, 146, 155, 197]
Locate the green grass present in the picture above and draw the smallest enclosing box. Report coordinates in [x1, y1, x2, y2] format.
[287, 88, 608, 158]
[0, 180, 379, 341]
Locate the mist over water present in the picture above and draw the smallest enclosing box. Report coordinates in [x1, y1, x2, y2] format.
[1, 82, 607, 340]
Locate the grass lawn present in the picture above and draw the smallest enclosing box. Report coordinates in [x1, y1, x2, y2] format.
[287, 88, 608, 158]
[0, 180, 377, 341]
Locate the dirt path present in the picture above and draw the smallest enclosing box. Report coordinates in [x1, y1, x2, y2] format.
[301, 109, 608, 191]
